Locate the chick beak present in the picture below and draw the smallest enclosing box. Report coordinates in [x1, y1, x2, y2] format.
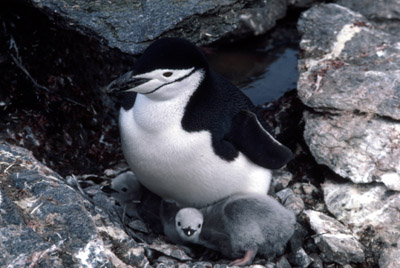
[182, 227, 196, 237]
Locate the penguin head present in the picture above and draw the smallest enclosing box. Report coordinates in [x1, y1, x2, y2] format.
[175, 208, 203, 243]
[107, 37, 209, 100]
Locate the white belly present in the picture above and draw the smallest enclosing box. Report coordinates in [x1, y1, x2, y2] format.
[118, 68, 272, 207]
[119, 108, 271, 207]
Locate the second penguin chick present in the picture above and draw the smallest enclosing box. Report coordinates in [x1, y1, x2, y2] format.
[175, 193, 296, 266]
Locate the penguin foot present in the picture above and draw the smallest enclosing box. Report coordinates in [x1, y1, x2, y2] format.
[228, 249, 257, 266]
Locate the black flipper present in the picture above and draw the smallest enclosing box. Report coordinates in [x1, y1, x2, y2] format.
[225, 110, 293, 169]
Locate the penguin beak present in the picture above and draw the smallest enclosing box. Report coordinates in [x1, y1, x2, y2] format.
[106, 71, 151, 93]
[182, 227, 196, 237]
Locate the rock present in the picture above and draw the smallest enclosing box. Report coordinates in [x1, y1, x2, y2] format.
[0, 187, 62, 267]
[297, 3, 400, 185]
[336, 0, 400, 35]
[289, 182, 322, 210]
[276, 188, 294, 202]
[128, 219, 150, 234]
[284, 194, 304, 216]
[298, 4, 400, 120]
[271, 169, 293, 192]
[288, 247, 311, 268]
[191, 261, 214, 268]
[380, 172, 400, 192]
[157, 262, 175, 268]
[305, 210, 365, 265]
[308, 253, 323, 268]
[103, 162, 130, 178]
[212, 264, 229, 268]
[276, 256, 292, 268]
[379, 247, 400, 268]
[276, 188, 304, 215]
[303, 111, 400, 186]
[322, 180, 400, 252]
[289, 223, 307, 253]
[301, 183, 318, 196]
[0, 141, 148, 267]
[237, 0, 287, 36]
[31, 0, 288, 55]
[337, 0, 400, 20]
[156, 256, 178, 266]
[147, 243, 192, 262]
[258, 264, 275, 268]
[287, 0, 315, 8]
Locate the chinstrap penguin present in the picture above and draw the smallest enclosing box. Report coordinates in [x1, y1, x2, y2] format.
[107, 37, 292, 207]
[172, 193, 296, 266]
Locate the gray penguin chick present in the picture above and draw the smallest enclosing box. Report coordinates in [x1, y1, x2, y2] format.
[111, 171, 142, 218]
[174, 193, 296, 266]
[160, 199, 187, 245]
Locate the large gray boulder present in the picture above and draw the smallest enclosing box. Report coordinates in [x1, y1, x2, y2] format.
[323, 180, 400, 268]
[31, 0, 288, 55]
[304, 111, 400, 187]
[337, 0, 400, 35]
[297, 3, 400, 185]
[298, 4, 400, 120]
[337, 0, 400, 20]
[0, 142, 148, 267]
[305, 210, 365, 265]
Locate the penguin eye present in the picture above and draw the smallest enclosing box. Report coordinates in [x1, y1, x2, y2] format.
[177, 221, 181, 226]
[198, 224, 201, 228]
[163, 71, 173, 77]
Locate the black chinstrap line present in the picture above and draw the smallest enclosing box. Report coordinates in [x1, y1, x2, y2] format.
[143, 68, 197, 95]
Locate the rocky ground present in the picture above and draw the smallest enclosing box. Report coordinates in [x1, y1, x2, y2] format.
[1, 0, 400, 267]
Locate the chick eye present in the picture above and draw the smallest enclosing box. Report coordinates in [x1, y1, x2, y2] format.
[177, 221, 181, 226]
[198, 224, 202, 228]
[163, 72, 173, 77]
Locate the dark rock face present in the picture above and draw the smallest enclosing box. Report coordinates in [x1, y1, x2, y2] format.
[0, 2, 135, 176]
[31, 0, 288, 55]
